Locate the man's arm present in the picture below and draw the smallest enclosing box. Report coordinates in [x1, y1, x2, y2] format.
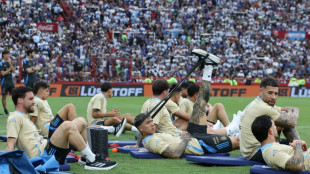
[161, 133, 191, 159]
[174, 110, 190, 121]
[6, 137, 17, 152]
[285, 140, 304, 171]
[189, 81, 210, 124]
[1, 62, 14, 75]
[275, 107, 299, 128]
[92, 109, 120, 118]
[275, 107, 300, 141]
[8, 59, 15, 73]
[33, 64, 40, 71]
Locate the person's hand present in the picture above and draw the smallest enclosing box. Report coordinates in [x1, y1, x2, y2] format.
[109, 110, 120, 117]
[290, 140, 308, 151]
[8, 58, 11, 64]
[180, 131, 192, 140]
[207, 122, 214, 128]
[137, 148, 147, 151]
[206, 103, 213, 111]
[281, 107, 289, 112]
[123, 145, 138, 148]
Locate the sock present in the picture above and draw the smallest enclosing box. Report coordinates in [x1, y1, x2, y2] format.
[131, 126, 139, 132]
[202, 65, 213, 81]
[101, 126, 115, 133]
[81, 145, 96, 162]
[225, 126, 231, 136]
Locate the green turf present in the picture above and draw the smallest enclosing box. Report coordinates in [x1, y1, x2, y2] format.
[0, 96, 309, 173]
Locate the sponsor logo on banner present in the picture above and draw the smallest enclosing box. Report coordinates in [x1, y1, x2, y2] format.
[64, 86, 81, 96]
[36, 23, 58, 32]
[211, 86, 257, 97]
[60, 84, 144, 97]
[209, 86, 291, 97]
[278, 87, 291, 97]
[290, 87, 310, 97]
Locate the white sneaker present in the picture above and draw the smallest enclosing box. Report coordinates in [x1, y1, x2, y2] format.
[213, 120, 224, 129]
[113, 118, 127, 137]
[226, 111, 241, 136]
[84, 154, 117, 170]
[192, 49, 221, 65]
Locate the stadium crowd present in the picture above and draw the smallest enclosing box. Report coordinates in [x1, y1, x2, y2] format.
[0, 0, 309, 83]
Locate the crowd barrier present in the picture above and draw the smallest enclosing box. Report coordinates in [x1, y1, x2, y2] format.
[12, 83, 310, 97]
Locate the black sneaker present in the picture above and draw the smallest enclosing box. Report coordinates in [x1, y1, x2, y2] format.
[4, 109, 8, 115]
[113, 118, 127, 137]
[78, 157, 86, 166]
[84, 154, 117, 170]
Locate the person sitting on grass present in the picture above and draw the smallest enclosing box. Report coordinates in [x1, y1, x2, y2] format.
[6, 86, 117, 170]
[30, 81, 125, 138]
[240, 77, 300, 163]
[133, 64, 240, 158]
[173, 82, 240, 137]
[87, 82, 138, 136]
[252, 115, 309, 171]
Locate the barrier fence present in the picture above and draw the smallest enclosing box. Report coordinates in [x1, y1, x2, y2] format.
[12, 83, 310, 97]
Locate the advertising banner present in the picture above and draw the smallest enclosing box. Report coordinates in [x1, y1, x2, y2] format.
[14, 84, 61, 97]
[6, 84, 305, 97]
[60, 84, 144, 97]
[290, 87, 310, 97]
[36, 23, 58, 32]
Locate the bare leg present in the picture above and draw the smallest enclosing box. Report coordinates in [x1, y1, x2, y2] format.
[119, 114, 135, 130]
[72, 117, 88, 143]
[119, 113, 134, 124]
[207, 103, 230, 127]
[229, 137, 240, 150]
[50, 118, 87, 151]
[2, 94, 6, 110]
[58, 103, 77, 121]
[207, 127, 227, 135]
[283, 127, 300, 142]
[104, 117, 122, 126]
[189, 81, 210, 125]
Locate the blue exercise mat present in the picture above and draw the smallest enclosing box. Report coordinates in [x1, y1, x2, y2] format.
[116, 147, 139, 154]
[66, 155, 76, 163]
[250, 165, 310, 174]
[108, 140, 143, 147]
[130, 150, 230, 159]
[59, 163, 70, 171]
[0, 135, 7, 142]
[186, 156, 264, 166]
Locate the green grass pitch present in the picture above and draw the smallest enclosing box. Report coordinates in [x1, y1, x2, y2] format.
[0, 96, 309, 174]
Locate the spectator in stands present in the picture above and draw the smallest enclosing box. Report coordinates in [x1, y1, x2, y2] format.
[0, 0, 309, 83]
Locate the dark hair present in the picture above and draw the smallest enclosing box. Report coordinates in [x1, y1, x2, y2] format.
[2, 50, 9, 57]
[260, 77, 278, 88]
[101, 82, 112, 92]
[251, 115, 272, 143]
[187, 84, 200, 97]
[33, 81, 50, 95]
[152, 79, 169, 95]
[180, 81, 195, 89]
[26, 49, 34, 56]
[134, 113, 150, 128]
[170, 83, 181, 94]
[12, 86, 33, 105]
